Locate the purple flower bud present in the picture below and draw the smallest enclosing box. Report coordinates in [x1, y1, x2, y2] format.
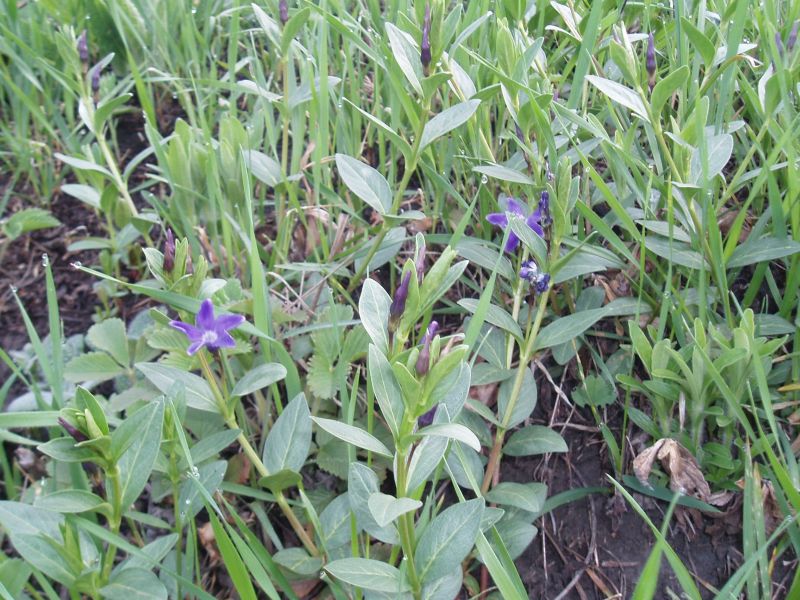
[420, 3, 432, 70]
[538, 190, 552, 227]
[776, 31, 785, 57]
[415, 242, 426, 284]
[788, 21, 799, 52]
[279, 0, 289, 25]
[58, 417, 88, 443]
[91, 65, 101, 93]
[415, 321, 439, 376]
[515, 122, 525, 143]
[646, 33, 656, 77]
[389, 271, 411, 325]
[535, 273, 550, 294]
[77, 30, 89, 64]
[163, 228, 175, 273]
[418, 406, 436, 427]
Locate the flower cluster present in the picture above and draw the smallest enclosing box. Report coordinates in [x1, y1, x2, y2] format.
[520, 260, 550, 294]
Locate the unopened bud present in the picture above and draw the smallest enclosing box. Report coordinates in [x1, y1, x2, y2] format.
[415, 321, 439, 376]
[58, 417, 87, 443]
[415, 242, 426, 284]
[788, 21, 799, 52]
[389, 271, 411, 327]
[538, 190, 551, 227]
[279, 0, 289, 25]
[91, 65, 101, 93]
[77, 30, 89, 64]
[420, 3, 432, 70]
[163, 228, 175, 272]
[646, 33, 656, 91]
[776, 31, 785, 57]
[417, 406, 436, 427]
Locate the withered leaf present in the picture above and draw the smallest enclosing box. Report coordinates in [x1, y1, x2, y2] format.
[633, 438, 711, 501]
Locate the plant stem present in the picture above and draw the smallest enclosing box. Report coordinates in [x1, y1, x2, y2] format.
[395, 446, 421, 598]
[481, 288, 551, 493]
[101, 465, 123, 581]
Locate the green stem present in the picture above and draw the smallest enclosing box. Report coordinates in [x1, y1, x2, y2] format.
[395, 446, 421, 598]
[101, 465, 123, 581]
[481, 288, 551, 493]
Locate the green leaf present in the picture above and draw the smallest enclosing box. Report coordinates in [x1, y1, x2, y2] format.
[111, 399, 163, 461]
[136, 362, 218, 412]
[319, 494, 352, 549]
[64, 352, 126, 383]
[2, 208, 60, 240]
[507, 214, 548, 263]
[263, 393, 311, 474]
[472, 164, 533, 185]
[325, 558, 409, 593]
[87, 318, 130, 366]
[417, 423, 481, 452]
[311, 417, 393, 458]
[497, 368, 536, 429]
[458, 298, 523, 341]
[681, 17, 715, 66]
[208, 511, 257, 600]
[258, 469, 302, 493]
[644, 236, 708, 269]
[485, 482, 547, 513]
[232, 363, 287, 397]
[504, 426, 568, 457]
[100, 567, 168, 600]
[60, 184, 101, 208]
[690, 133, 733, 183]
[407, 434, 448, 492]
[727, 237, 800, 268]
[368, 345, 405, 437]
[34, 490, 108, 515]
[55, 152, 113, 177]
[274, 548, 322, 576]
[38, 437, 96, 463]
[367, 493, 422, 528]
[386, 23, 423, 95]
[585, 75, 648, 121]
[348, 462, 399, 544]
[421, 568, 463, 600]
[650, 66, 688, 116]
[335, 154, 392, 215]
[12, 534, 75, 587]
[415, 498, 484, 584]
[572, 375, 616, 408]
[280, 7, 311, 54]
[118, 399, 164, 508]
[419, 100, 481, 150]
[243, 150, 282, 187]
[359, 279, 391, 355]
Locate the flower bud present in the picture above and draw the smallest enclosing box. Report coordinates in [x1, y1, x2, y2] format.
[646, 32, 656, 91]
[417, 406, 436, 427]
[520, 260, 550, 294]
[163, 228, 175, 273]
[58, 417, 87, 443]
[77, 30, 89, 64]
[279, 0, 289, 25]
[788, 21, 799, 52]
[415, 321, 439, 376]
[776, 31, 785, 57]
[538, 190, 552, 227]
[420, 3, 432, 70]
[389, 271, 411, 327]
[415, 242, 426, 284]
[91, 65, 101, 94]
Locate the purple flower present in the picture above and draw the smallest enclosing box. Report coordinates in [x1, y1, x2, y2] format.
[788, 21, 799, 52]
[415, 321, 439, 376]
[486, 196, 544, 253]
[520, 260, 550, 294]
[420, 3, 432, 69]
[170, 299, 245, 355]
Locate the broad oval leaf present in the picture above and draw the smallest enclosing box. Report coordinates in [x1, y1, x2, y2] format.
[485, 482, 547, 514]
[311, 417, 393, 458]
[419, 100, 481, 150]
[335, 154, 392, 215]
[585, 75, 648, 121]
[263, 392, 311, 473]
[325, 558, 410, 593]
[727, 237, 800, 268]
[504, 425, 568, 457]
[368, 345, 405, 437]
[136, 363, 217, 413]
[359, 279, 391, 354]
[232, 363, 287, 397]
[472, 164, 533, 185]
[99, 567, 168, 600]
[414, 498, 484, 584]
[417, 423, 481, 452]
[386, 23, 423, 95]
[367, 493, 422, 528]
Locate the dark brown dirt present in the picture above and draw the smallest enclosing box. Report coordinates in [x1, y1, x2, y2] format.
[508, 406, 796, 599]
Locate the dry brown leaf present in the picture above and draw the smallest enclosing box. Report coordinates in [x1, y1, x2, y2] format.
[198, 521, 219, 563]
[633, 438, 711, 501]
